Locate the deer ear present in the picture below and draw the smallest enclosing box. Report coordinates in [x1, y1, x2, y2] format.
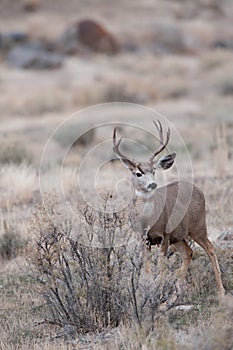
[154, 153, 176, 170]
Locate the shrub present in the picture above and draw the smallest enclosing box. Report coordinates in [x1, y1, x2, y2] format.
[27, 191, 178, 334]
[103, 83, 148, 104]
[54, 122, 95, 149]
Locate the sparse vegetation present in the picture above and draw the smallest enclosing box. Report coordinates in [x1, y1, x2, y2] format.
[27, 192, 178, 333]
[0, 163, 37, 209]
[0, 0, 233, 348]
[103, 83, 149, 104]
[0, 139, 33, 165]
[0, 227, 27, 260]
[54, 122, 95, 148]
[193, 296, 233, 350]
[22, 191, 232, 348]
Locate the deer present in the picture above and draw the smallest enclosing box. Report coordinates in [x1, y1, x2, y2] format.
[112, 120, 225, 300]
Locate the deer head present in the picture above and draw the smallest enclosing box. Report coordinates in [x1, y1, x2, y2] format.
[112, 120, 176, 196]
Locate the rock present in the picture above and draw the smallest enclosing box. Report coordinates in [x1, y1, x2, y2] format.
[7, 43, 64, 69]
[77, 19, 119, 54]
[0, 32, 28, 50]
[212, 40, 233, 50]
[58, 19, 120, 55]
[58, 26, 80, 54]
[173, 304, 196, 312]
[217, 232, 233, 241]
[22, 0, 41, 12]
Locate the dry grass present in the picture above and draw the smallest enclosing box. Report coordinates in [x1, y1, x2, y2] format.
[0, 164, 37, 209]
[0, 138, 33, 165]
[0, 0, 233, 348]
[0, 187, 232, 349]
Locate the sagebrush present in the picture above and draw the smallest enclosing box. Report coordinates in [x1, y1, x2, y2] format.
[27, 192, 179, 334]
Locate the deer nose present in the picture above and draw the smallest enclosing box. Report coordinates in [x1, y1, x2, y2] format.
[147, 182, 157, 190]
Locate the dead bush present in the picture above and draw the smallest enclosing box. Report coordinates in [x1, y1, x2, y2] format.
[27, 191, 178, 334]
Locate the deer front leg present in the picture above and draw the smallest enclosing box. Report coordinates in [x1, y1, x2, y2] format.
[141, 226, 152, 272]
[143, 226, 152, 251]
[160, 234, 170, 257]
[138, 224, 151, 249]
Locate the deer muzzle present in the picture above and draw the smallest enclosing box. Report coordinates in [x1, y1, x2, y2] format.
[147, 182, 157, 190]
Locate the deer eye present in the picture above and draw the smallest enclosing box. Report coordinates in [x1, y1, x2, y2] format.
[136, 172, 142, 177]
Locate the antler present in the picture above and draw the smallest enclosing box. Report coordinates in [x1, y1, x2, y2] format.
[113, 127, 136, 166]
[149, 120, 170, 162]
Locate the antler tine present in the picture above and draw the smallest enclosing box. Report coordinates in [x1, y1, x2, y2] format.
[113, 127, 136, 164]
[150, 120, 170, 162]
[113, 127, 122, 157]
[153, 119, 162, 134]
[113, 128, 122, 148]
[153, 120, 164, 144]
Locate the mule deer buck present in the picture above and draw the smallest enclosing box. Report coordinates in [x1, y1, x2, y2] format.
[112, 121, 225, 300]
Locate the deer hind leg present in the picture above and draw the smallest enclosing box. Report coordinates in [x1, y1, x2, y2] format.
[193, 236, 225, 300]
[172, 240, 193, 295]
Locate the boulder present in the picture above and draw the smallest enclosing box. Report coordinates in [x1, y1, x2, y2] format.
[7, 43, 64, 69]
[0, 32, 28, 50]
[58, 26, 80, 54]
[22, 0, 41, 12]
[217, 232, 233, 241]
[212, 40, 233, 50]
[77, 19, 119, 54]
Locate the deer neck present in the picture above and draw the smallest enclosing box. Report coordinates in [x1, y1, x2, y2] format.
[134, 189, 155, 201]
[133, 189, 156, 224]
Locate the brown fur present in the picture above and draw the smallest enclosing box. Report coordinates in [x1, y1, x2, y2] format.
[113, 123, 225, 300]
[134, 177, 225, 300]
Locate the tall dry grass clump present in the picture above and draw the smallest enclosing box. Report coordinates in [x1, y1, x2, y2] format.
[0, 220, 27, 260]
[27, 191, 178, 335]
[213, 124, 229, 177]
[0, 163, 37, 209]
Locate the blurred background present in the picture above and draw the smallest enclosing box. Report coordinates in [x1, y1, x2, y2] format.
[1, 0, 233, 169]
[0, 0, 233, 230]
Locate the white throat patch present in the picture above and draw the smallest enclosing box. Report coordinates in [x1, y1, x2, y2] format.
[135, 190, 155, 199]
